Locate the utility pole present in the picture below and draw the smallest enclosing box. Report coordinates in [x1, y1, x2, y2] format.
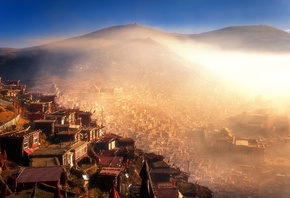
[101, 107, 104, 127]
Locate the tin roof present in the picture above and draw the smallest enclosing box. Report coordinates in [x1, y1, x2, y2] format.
[34, 119, 55, 123]
[0, 129, 41, 138]
[99, 167, 121, 177]
[17, 166, 63, 184]
[31, 140, 88, 156]
[98, 156, 123, 167]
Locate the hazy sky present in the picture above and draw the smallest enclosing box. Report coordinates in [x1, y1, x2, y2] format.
[1, 0, 290, 48]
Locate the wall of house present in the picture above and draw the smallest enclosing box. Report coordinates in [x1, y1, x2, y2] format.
[16, 180, 59, 192]
[62, 152, 74, 167]
[34, 122, 54, 136]
[109, 140, 116, 150]
[29, 103, 44, 112]
[75, 145, 88, 163]
[79, 114, 91, 127]
[31, 133, 40, 149]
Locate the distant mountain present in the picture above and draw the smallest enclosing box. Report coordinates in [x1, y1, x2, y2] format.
[191, 25, 290, 51]
[0, 48, 19, 65]
[0, 23, 289, 93]
[0, 48, 19, 54]
[0, 24, 198, 92]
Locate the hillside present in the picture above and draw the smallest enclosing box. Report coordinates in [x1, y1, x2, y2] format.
[0, 24, 289, 114]
[0, 24, 200, 92]
[191, 25, 290, 51]
[0, 48, 19, 54]
[1, 24, 289, 86]
[0, 105, 16, 125]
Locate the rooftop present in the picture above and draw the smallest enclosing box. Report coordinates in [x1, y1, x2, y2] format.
[98, 156, 123, 167]
[34, 119, 55, 123]
[99, 167, 122, 177]
[17, 166, 63, 184]
[30, 157, 59, 167]
[0, 129, 40, 138]
[31, 141, 88, 156]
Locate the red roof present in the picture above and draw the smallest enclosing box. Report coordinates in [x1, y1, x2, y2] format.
[101, 133, 121, 142]
[17, 166, 63, 184]
[98, 156, 123, 167]
[23, 148, 34, 155]
[99, 156, 113, 166]
[99, 168, 121, 177]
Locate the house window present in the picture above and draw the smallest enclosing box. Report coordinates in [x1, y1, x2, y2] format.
[110, 141, 115, 149]
[23, 141, 29, 148]
[76, 150, 80, 159]
[33, 136, 39, 144]
[63, 155, 67, 165]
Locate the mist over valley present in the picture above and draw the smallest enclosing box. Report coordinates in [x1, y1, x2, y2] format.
[1, 24, 290, 197]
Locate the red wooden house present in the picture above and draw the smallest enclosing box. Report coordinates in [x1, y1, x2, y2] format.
[79, 126, 104, 142]
[0, 129, 41, 165]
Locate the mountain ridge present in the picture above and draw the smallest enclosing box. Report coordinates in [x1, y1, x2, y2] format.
[0, 23, 289, 92]
[190, 24, 290, 51]
[0, 27, 199, 92]
[1, 23, 289, 52]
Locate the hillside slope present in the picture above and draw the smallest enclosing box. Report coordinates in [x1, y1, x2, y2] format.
[191, 25, 290, 51]
[0, 105, 16, 125]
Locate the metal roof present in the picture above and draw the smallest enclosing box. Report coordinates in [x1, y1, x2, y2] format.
[17, 166, 63, 184]
[99, 167, 121, 177]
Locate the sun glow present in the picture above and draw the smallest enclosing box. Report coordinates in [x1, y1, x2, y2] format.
[173, 42, 290, 102]
[212, 53, 289, 97]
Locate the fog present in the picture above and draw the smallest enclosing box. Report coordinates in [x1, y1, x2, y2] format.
[191, 51, 290, 97]
[47, 35, 290, 197]
[159, 37, 290, 109]
[26, 25, 290, 110]
[2, 24, 290, 197]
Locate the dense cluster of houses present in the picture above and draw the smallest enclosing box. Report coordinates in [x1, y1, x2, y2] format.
[0, 77, 213, 197]
[204, 127, 265, 164]
[67, 79, 290, 197]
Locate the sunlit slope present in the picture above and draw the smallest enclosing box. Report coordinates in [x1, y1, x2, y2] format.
[0, 24, 290, 103]
[191, 25, 290, 52]
[0, 24, 200, 93]
[174, 25, 290, 101]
